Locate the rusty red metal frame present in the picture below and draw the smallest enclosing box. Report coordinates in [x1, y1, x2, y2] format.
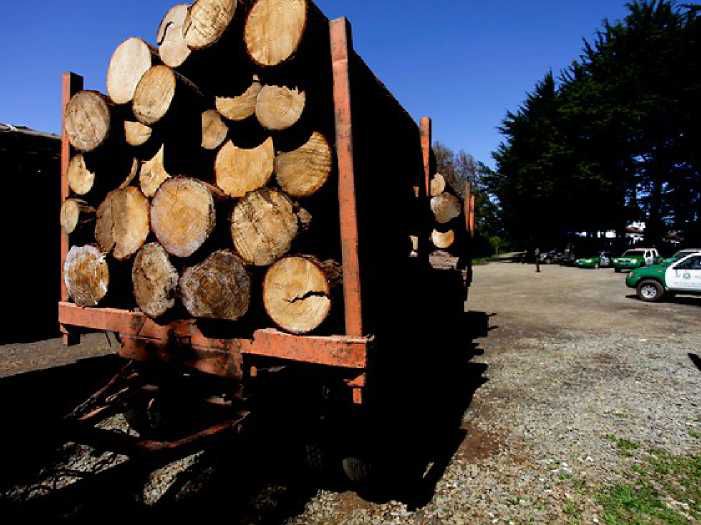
[420, 117, 432, 197]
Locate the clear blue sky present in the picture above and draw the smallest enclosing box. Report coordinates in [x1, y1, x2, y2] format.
[1, 0, 629, 166]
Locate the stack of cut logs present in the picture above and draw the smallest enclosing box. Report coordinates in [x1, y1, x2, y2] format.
[61, 0, 344, 335]
[428, 173, 465, 252]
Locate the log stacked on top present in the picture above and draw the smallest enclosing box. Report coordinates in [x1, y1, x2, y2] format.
[62, 0, 346, 335]
[427, 172, 471, 268]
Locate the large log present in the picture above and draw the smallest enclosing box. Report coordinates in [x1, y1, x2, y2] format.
[157, 4, 192, 68]
[64, 91, 114, 152]
[255, 84, 305, 131]
[67, 154, 96, 195]
[262, 256, 340, 334]
[132, 65, 203, 126]
[64, 245, 110, 307]
[95, 187, 151, 261]
[244, 0, 309, 67]
[139, 144, 171, 197]
[275, 131, 332, 197]
[60, 199, 96, 235]
[180, 250, 251, 321]
[107, 37, 159, 105]
[431, 229, 455, 250]
[431, 192, 462, 224]
[201, 109, 229, 150]
[214, 137, 274, 197]
[231, 188, 299, 266]
[216, 75, 262, 121]
[151, 177, 219, 258]
[132, 243, 179, 318]
[183, 0, 238, 50]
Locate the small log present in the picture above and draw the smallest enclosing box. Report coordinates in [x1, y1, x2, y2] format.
[60, 199, 96, 235]
[95, 187, 150, 261]
[64, 91, 113, 152]
[275, 131, 332, 197]
[244, 0, 308, 67]
[215, 137, 274, 197]
[430, 173, 446, 197]
[202, 109, 229, 150]
[231, 188, 299, 266]
[132, 243, 179, 318]
[139, 144, 171, 197]
[180, 250, 251, 321]
[133, 65, 203, 126]
[431, 192, 462, 224]
[431, 229, 455, 250]
[64, 245, 110, 307]
[107, 37, 159, 105]
[67, 154, 96, 195]
[183, 0, 238, 50]
[151, 177, 219, 258]
[262, 256, 340, 334]
[216, 75, 262, 121]
[124, 121, 153, 147]
[255, 84, 305, 131]
[157, 4, 192, 68]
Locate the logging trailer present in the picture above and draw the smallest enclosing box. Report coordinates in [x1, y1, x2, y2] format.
[58, 16, 476, 474]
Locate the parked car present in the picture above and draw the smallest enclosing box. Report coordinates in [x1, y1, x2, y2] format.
[626, 252, 701, 302]
[613, 248, 660, 272]
[661, 248, 701, 265]
[575, 251, 613, 269]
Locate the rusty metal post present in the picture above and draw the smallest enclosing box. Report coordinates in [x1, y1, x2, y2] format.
[330, 18, 364, 338]
[420, 117, 432, 197]
[60, 72, 83, 346]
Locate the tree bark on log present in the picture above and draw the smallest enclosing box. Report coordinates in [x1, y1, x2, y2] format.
[231, 188, 299, 266]
[180, 250, 251, 320]
[65, 91, 114, 152]
[124, 120, 153, 147]
[132, 243, 179, 318]
[214, 137, 274, 197]
[183, 0, 238, 50]
[95, 187, 151, 261]
[151, 177, 220, 258]
[275, 131, 332, 197]
[157, 4, 192, 68]
[107, 37, 159, 105]
[61, 199, 96, 235]
[201, 109, 229, 150]
[139, 144, 171, 197]
[431, 228, 455, 250]
[431, 192, 462, 224]
[244, 0, 308, 67]
[64, 245, 110, 307]
[67, 154, 96, 195]
[255, 84, 305, 131]
[263, 255, 340, 334]
[216, 75, 262, 121]
[133, 65, 203, 126]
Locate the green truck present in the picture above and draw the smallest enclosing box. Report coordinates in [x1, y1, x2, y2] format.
[613, 248, 660, 272]
[626, 252, 701, 302]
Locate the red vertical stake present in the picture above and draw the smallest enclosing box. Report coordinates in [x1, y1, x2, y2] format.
[60, 72, 83, 346]
[419, 117, 433, 262]
[330, 18, 364, 338]
[420, 117, 432, 197]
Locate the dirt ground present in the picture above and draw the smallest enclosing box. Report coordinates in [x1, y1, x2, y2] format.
[1, 263, 699, 523]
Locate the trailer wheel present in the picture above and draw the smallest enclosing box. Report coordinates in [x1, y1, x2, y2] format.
[342, 456, 373, 485]
[303, 440, 334, 476]
[637, 280, 664, 303]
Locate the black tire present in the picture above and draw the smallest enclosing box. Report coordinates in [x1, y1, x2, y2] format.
[615, 268, 621, 273]
[637, 280, 664, 303]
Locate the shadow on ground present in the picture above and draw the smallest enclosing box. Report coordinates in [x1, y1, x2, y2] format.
[0, 272, 491, 522]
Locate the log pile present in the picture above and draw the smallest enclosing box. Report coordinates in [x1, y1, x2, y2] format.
[427, 172, 471, 269]
[62, 0, 346, 335]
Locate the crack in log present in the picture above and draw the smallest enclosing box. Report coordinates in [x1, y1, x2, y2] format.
[286, 290, 329, 304]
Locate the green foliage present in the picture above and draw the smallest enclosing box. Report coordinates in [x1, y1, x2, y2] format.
[489, 1, 701, 246]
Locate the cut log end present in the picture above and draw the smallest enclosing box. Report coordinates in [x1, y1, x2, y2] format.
[65, 91, 111, 152]
[95, 187, 151, 261]
[183, 0, 237, 50]
[67, 154, 96, 195]
[124, 121, 153, 147]
[157, 4, 192, 68]
[64, 246, 110, 307]
[151, 177, 217, 258]
[216, 76, 262, 122]
[263, 256, 333, 335]
[255, 85, 305, 131]
[132, 243, 179, 318]
[61, 199, 95, 234]
[430, 173, 447, 197]
[215, 138, 274, 197]
[180, 250, 251, 321]
[202, 109, 229, 150]
[133, 65, 178, 125]
[107, 37, 157, 105]
[231, 188, 299, 266]
[431, 229, 455, 250]
[245, 0, 308, 67]
[275, 131, 332, 197]
[139, 144, 171, 198]
[431, 192, 462, 224]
